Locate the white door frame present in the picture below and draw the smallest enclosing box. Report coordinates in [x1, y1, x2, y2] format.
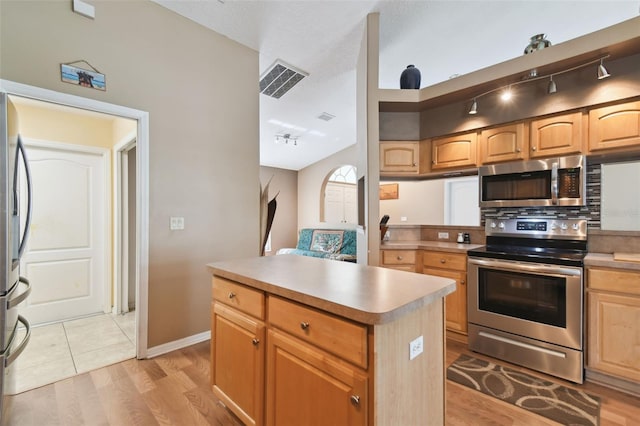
[113, 133, 136, 315]
[1, 79, 150, 358]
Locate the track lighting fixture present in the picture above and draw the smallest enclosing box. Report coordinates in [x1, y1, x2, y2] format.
[547, 75, 557, 94]
[275, 133, 298, 146]
[467, 55, 611, 115]
[597, 58, 610, 80]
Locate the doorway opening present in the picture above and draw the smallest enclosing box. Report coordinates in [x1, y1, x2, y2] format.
[1, 80, 149, 393]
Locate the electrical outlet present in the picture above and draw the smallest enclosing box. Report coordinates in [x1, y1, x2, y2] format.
[170, 216, 185, 230]
[409, 335, 424, 360]
[438, 232, 449, 239]
[400, 216, 407, 222]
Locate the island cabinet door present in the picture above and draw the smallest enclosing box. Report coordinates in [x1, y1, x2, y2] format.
[211, 302, 265, 426]
[266, 329, 368, 426]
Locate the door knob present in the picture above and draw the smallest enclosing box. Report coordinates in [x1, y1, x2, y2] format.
[300, 322, 310, 330]
[350, 395, 360, 406]
[228, 292, 236, 299]
[252, 338, 260, 346]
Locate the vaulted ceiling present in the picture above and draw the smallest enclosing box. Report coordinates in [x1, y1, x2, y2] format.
[153, 1, 638, 170]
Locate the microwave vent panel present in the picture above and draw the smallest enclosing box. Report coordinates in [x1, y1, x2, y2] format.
[260, 60, 308, 99]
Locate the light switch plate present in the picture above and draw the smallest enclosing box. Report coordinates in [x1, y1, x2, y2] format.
[438, 232, 449, 239]
[170, 216, 185, 230]
[409, 335, 424, 360]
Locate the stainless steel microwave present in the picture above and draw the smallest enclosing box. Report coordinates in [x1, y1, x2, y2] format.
[479, 155, 586, 208]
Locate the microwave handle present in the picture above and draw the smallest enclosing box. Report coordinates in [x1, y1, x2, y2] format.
[551, 162, 558, 205]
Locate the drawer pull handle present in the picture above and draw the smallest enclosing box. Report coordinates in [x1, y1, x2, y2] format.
[397, 256, 403, 260]
[461, 280, 465, 285]
[300, 322, 310, 330]
[440, 259, 446, 264]
[350, 395, 360, 406]
[252, 338, 260, 346]
[228, 292, 236, 299]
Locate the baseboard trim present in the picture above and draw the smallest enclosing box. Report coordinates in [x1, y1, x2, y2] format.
[145, 330, 211, 359]
[585, 368, 640, 397]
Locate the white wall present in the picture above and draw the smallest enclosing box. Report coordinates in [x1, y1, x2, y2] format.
[298, 144, 357, 229]
[380, 180, 445, 225]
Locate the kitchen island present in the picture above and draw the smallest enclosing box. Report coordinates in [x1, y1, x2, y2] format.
[207, 254, 456, 426]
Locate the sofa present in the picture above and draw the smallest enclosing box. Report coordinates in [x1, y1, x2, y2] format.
[276, 228, 357, 262]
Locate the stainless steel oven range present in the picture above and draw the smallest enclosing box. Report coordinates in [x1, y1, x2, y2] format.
[467, 218, 587, 383]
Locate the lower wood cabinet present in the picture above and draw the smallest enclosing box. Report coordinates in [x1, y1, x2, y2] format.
[586, 267, 640, 389]
[380, 249, 418, 272]
[422, 250, 468, 337]
[266, 329, 368, 426]
[211, 274, 446, 425]
[211, 277, 266, 426]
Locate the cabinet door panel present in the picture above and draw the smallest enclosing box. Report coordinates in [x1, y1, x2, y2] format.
[589, 100, 640, 152]
[432, 132, 477, 170]
[480, 123, 526, 164]
[424, 267, 467, 333]
[587, 292, 640, 382]
[266, 330, 367, 426]
[529, 112, 582, 157]
[380, 142, 419, 173]
[211, 302, 264, 426]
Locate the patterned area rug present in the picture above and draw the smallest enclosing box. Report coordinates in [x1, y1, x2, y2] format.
[447, 354, 600, 426]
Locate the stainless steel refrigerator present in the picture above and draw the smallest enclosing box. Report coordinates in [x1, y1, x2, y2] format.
[0, 93, 32, 421]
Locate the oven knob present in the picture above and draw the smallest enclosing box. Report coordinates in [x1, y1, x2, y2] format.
[572, 223, 579, 231]
[498, 222, 505, 229]
[561, 223, 568, 230]
[550, 223, 557, 230]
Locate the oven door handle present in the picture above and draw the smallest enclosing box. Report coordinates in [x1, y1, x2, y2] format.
[468, 257, 582, 277]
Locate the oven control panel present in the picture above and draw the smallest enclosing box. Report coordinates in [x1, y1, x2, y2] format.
[485, 218, 587, 240]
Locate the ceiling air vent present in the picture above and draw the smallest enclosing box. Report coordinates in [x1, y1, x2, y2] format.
[259, 60, 308, 99]
[317, 112, 335, 121]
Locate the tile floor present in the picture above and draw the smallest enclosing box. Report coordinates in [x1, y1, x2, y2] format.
[10, 311, 136, 394]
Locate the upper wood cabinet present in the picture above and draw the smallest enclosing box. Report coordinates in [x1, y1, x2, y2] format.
[431, 132, 477, 170]
[479, 123, 527, 164]
[529, 112, 583, 158]
[379, 141, 429, 175]
[589, 100, 640, 152]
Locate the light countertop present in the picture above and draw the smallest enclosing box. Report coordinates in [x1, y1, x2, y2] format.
[207, 254, 456, 325]
[584, 253, 640, 271]
[381, 240, 484, 253]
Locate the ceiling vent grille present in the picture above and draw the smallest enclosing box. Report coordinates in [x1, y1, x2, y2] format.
[317, 112, 335, 121]
[260, 60, 308, 99]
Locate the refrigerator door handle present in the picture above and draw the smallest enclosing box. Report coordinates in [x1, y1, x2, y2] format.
[7, 276, 31, 310]
[5, 315, 31, 368]
[16, 135, 32, 258]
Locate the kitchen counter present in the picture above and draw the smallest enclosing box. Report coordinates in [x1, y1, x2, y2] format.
[381, 240, 484, 253]
[585, 253, 640, 271]
[208, 254, 454, 425]
[208, 253, 456, 324]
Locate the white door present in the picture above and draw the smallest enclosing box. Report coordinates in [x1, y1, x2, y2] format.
[19, 141, 109, 325]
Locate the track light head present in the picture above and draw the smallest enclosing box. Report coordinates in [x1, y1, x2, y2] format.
[597, 59, 611, 79]
[547, 76, 557, 94]
[468, 99, 478, 115]
[500, 87, 512, 101]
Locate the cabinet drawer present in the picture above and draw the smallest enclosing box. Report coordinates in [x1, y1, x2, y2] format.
[213, 276, 265, 319]
[423, 251, 466, 271]
[382, 250, 416, 265]
[268, 296, 368, 369]
[587, 268, 640, 296]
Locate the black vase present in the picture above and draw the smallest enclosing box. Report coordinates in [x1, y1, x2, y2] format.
[400, 65, 421, 89]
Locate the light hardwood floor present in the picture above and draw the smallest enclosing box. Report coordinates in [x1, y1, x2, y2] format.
[4, 339, 639, 425]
